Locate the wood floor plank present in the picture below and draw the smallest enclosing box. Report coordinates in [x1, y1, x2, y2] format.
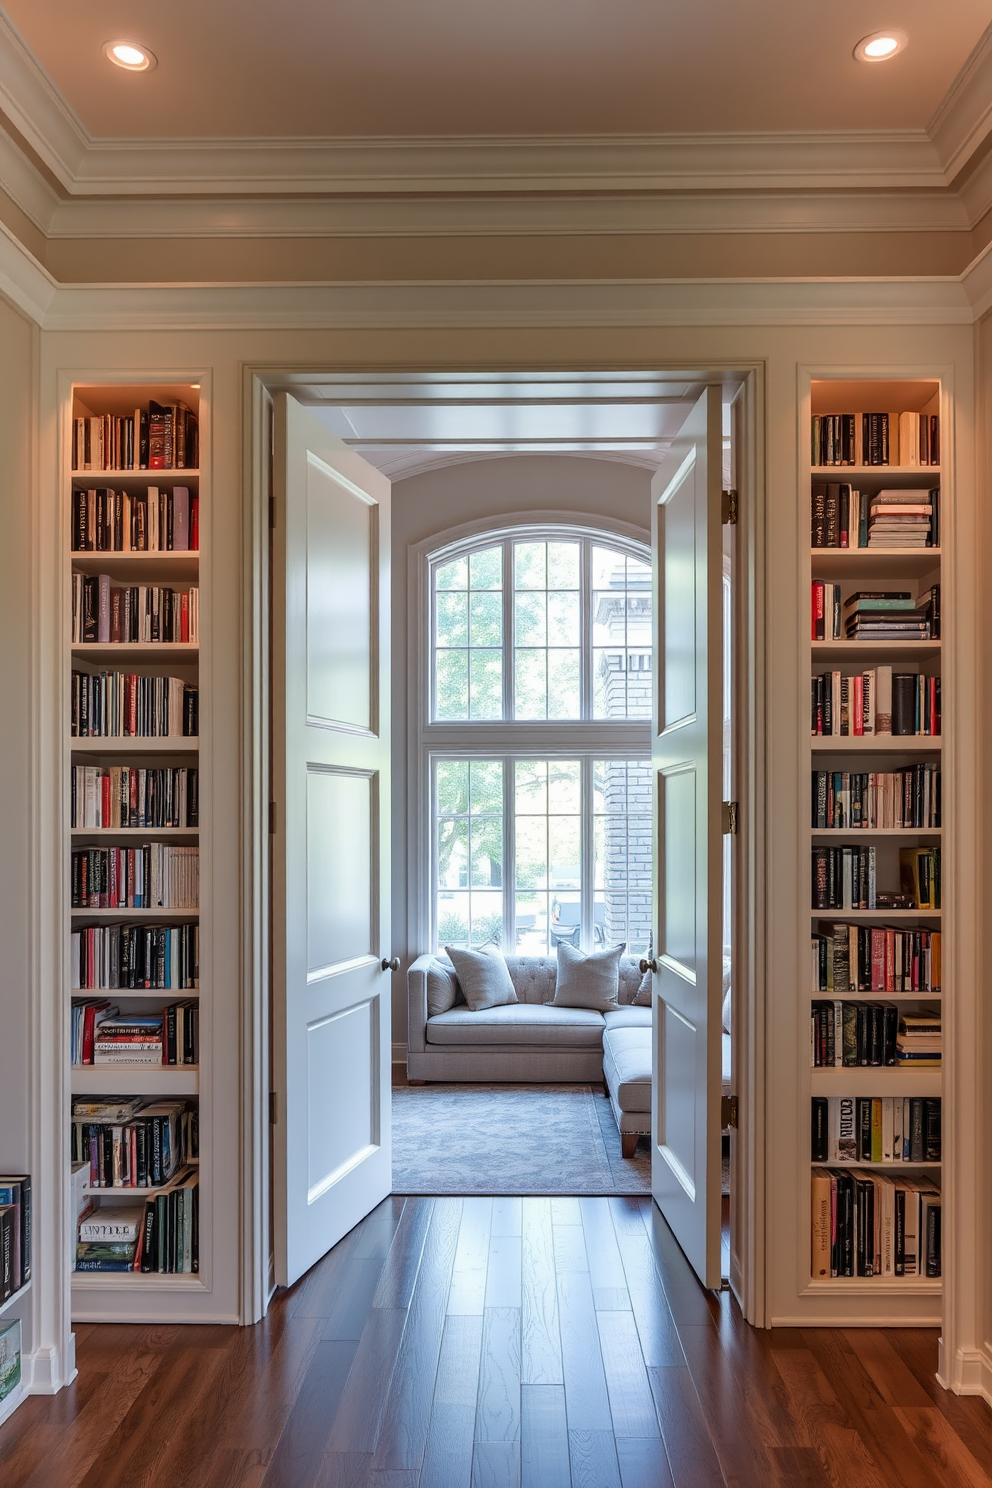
[557, 1270, 614, 1434]
[471, 1440, 520, 1488]
[639, 1205, 720, 1328]
[521, 1198, 563, 1387]
[373, 1197, 436, 1311]
[448, 1198, 494, 1317]
[552, 1222, 588, 1274]
[596, 1310, 660, 1439]
[841, 1330, 933, 1408]
[323, 1310, 410, 1456]
[610, 1223, 686, 1369]
[615, 1436, 677, 1488]
[371, 1473, 421, 1488]
[420, 1316, 485, 1488]
[674, 1323, 781, 1488]
[580, 1198, 630, 1304]
[568, 1429, 623, 1488]
[372, 1198, 463, 1472]
[475, 1308, 521, 1444]
[520, 1385, 570, 1488]
[491, 1199, 522, 1237]
[891, 1407, 992, 1488]
[767, 1446, 834, 1488]
[550, 1198, 582, 1226]
[768, 1346, 892, 1488]
[322, 1256, 393, 1341]
[647, 1367, 726, 1488]
[259, 1339, 359, 1488]
[484, 1234, 522, 1311]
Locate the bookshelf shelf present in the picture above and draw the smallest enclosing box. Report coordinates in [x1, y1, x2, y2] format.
[812, 992, 941, 1002]
[811, 909, 940, 920]
[0, 1280, 31, 1320]
[804, 1276, 941, 1294]
[70, 1065, 198, 1096]
[810, 735, 939, 752]
[811, 466, 939, 479]
[71, 738, 199, 754]
[810, 829, 941, 839]
[71, 644, 198, 660]
[65, 383, 205, 1322]
[71, 828, 199, 840]
[71, 553, 199, 582]
[810, 1067, 941, 1097]
[810, 549, 940, 579]
[811, 640, 940, 661]
[807, 1159, 941, 1170]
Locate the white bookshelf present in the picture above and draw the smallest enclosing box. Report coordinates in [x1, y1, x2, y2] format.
[805, 377, 944, 1322]
[66, 382, 206, 1319]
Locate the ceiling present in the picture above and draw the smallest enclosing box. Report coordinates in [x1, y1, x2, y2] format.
[270, 373, 710, 477]
[2, 0, 989, 140]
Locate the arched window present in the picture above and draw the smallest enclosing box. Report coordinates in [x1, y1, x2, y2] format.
[424, 526, 652, 955]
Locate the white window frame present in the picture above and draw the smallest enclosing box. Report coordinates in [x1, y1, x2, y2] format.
[410, 517, 652, 954]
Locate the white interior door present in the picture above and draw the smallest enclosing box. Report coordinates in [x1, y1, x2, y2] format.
[649, 385, 724, 1290]
[271, 393, 392, 1288]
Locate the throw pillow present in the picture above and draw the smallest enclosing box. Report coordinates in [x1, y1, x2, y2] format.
[633, 967, 653, 1007]
[552, 940, 625, 1012]
[425, 957, 465, 1017]
[444, 944, 518, 1012]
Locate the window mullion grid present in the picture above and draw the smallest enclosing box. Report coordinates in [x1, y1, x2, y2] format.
[429, 753, 439, 949]
[503, 756, 514, 952]
[580, 755, 595, 952]
[503, 540, 514, 722]
[580, 537, 593, 721]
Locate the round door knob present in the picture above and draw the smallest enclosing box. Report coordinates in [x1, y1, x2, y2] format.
[638, 958, 658, 975]
[381, 956, 401, 972]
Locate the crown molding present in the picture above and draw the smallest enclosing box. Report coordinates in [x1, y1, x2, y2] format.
[960, 236, 992, 319]
[0, 208, 55, 322]
[0, 11, 83, 184]
[928, 21, 992, 182]
[35, 277, 975, 333]
[37, 188, 971, 241]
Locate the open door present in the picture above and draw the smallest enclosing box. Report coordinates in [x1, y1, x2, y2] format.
[648, 384, 724, 1290]
[271, 393, 392, 1288]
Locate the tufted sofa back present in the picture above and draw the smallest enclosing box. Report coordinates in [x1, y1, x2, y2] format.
[425, 952, 645, 1013]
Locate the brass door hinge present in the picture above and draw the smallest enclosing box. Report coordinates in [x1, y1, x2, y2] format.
[722, 488, 738, 525]
[721, 1094, 739, 1130]
[722, 800, 739, 835]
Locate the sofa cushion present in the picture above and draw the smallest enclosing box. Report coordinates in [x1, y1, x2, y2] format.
[602, 1027, 652, 1113]
[445, 944, 518, 1012]
[603, 1005, 652, 1032]
[552, 940, 625, 1012]
[426, 1003, 606, 1047]
[633, 968, 652, 1007]
[425, 958, 466, 1017]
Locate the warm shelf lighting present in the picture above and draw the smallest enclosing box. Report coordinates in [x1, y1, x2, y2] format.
[103, 40, 157, 72]
[854, 30, 908, 62]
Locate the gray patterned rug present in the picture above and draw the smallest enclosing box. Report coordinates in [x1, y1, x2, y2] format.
[391, 1082, 652, 1195]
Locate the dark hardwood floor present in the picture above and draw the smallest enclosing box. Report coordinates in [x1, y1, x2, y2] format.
[2, 1195, 991, 1488]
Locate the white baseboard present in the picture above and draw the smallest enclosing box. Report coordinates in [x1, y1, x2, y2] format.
[392, 1042, 408, 1065]
[943, 1346, 992, 1401]
[24, 1343, 63, 1394]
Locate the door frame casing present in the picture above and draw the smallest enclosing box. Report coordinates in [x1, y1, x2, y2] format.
[242, 361, 765, 1324]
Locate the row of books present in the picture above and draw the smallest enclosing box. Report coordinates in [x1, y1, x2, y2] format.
[812, 586, 939, 642]
[811, 484, 939, 549]
[71, 577, 199, 646]
[811, 1003, 941, 1068]
[71, 766, 198, 831]
[811, 1169, 940, 1279]
[72, 486, 198, 554]
[72, 923, 199, 990]
[811, 1096, 941, 1164]
[70, 1096, 197, 1189]
[0, 1175, 30, 1303]
[71, 845, 199, 911]
[76, 1171, 199, 1274]
[811, 667, 941, 736]
[811, 411, 940, 468]
[812, 845, 940, 911]
[812, 923, 940, 996]
[71, 672, 198, 739]
[812, 767, 940, 830]
[70, 1000, 199, 1066]
[72, 402, 198, 473]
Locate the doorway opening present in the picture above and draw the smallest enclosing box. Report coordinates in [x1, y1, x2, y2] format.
[260, 368, 753, 1302]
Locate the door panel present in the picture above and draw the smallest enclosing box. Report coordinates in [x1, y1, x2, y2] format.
[650, 385, 724, 1290]
[272, 393, 392, 1289]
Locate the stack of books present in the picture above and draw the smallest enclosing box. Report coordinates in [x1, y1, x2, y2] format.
[896, 1010, 942, 1068]
[92, 1016, 164, 1065]
[868, 489, 938, 548]
[843, 591, 932, 642]
[0, 1175, 30, 1301]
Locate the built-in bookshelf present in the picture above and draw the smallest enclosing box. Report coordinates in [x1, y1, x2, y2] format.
[805, 378, 943, 1319]
[66, 384, 206, 1317]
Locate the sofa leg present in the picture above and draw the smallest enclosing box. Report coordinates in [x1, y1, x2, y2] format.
[407, 1078, 426, 1086]
[620, 1132, 638, 1158]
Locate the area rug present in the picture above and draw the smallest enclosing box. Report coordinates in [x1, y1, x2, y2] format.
[391, 1082, 651, 1195]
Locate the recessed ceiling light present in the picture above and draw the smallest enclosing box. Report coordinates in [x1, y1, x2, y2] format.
[103, 40, 157, 72]
[854, 29, 908, 62]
